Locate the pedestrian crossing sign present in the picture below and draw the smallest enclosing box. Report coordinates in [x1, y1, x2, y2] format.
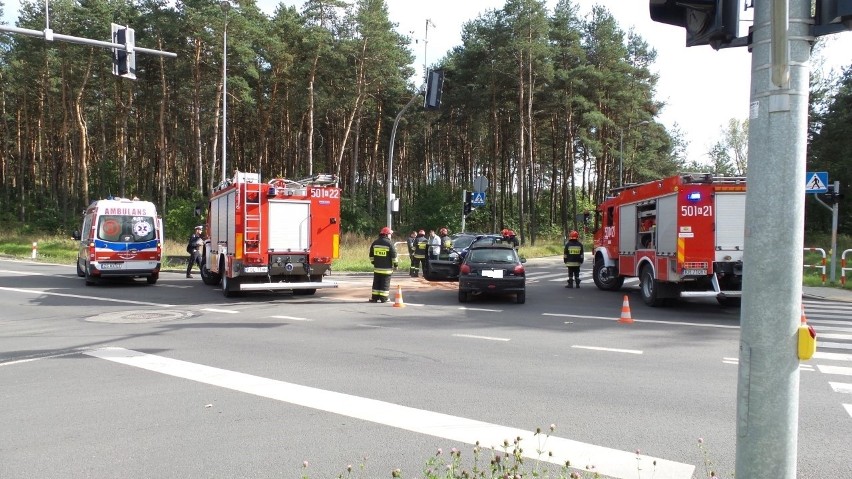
[471, 192, 486, 206]
[806, 172, 828, 193]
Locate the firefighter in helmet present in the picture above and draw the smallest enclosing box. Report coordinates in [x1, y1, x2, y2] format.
[563, 230, 584, 288]
[406, 230, 418, 275]
[411, 229, 428, 277]
[369, 226, 398, 303]
[439, 227, 453, 258]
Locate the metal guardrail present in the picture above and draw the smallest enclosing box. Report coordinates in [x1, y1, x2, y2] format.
[841, 249, 852, 286]
[803, 247, 827, 285]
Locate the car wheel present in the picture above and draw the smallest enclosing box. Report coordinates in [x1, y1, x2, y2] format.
[458, 290, 469, 303]
[593, 256, 625, 291]
[76, 259, 86, 277]
[146, 273, 158, 285]
[717, 296, 742, 307]
[516, 291, 526, 304]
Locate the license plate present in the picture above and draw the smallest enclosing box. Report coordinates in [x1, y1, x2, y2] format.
[482, 269, 504, 278]
[682, 269, 707, 276]
[99, 262, 123, 270]
[244, 266, 268, 273]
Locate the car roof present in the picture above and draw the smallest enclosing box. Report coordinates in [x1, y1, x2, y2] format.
[468, 242, 515, 250]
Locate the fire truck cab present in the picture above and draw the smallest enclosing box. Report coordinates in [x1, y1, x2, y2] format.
[201, 171, 341, 297]
[593, 173, 747, 306]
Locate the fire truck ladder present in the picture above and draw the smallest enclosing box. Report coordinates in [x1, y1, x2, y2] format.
[240, 173, 263, 254]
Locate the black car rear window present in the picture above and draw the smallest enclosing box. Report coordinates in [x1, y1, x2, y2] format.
[467, 249, 517, 263]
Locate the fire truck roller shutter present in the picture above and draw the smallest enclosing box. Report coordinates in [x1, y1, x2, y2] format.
[656, 194, 678, 254]
[619, 204, 637, 254]
[715, 193, 746, 262]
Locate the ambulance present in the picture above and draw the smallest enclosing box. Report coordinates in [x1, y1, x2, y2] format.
[73, 197, 163, 285]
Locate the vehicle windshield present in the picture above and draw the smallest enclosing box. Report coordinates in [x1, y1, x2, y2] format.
[467, 249, 517, 264]
[97, 215, 157, 242]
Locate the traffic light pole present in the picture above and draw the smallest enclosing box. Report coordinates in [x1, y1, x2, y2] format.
[735, 0, 811, 476]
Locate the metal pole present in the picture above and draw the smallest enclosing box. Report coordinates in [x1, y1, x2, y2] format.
[618, 128, 624, 187]
[831, 181, 839, 283]
[220, 1, 230, 184]
[736, 0, 810, 476]
[386, 90, 424, 229]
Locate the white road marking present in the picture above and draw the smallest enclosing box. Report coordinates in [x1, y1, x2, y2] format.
[722, 358, 813, 371]
[829, 382, 852, 394]
[458, 307, 503, 313]
[270, 315, 311, 321]
[0, 348, 88, 367]
[0, 286, 175, 307]
[844, 404, 852, 418]
[84, 347, 694, 479]
[452, 334, 510, 342]
[819, 341, 852, 350]
[817, 365, 852, 376]
[201, 308, 239, 314]
[572, 345, 642, 355]
[542, 312, 739, 329]
[810, 325, 852, 332]
[814, 352, 852, 361]
[820, 333, 852, 340]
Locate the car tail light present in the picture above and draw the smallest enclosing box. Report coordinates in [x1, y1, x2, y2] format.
[460, 264, 471, 275]
[513, 264, 525, 275]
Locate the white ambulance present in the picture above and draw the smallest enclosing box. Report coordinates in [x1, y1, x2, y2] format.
[73, 197, 163, 285]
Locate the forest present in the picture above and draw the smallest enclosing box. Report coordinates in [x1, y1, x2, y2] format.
[0, 0, 849, 242]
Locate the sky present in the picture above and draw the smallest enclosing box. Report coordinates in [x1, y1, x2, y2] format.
[2, 0, 850, 162]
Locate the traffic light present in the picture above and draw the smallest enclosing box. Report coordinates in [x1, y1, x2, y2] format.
[823, 184, 845, 203]
[814, 0, 852, 37]
[424, 69, 444, 110]
[649, 0, 739, 49]
[111, 23, 136, 80]
[463, 191, 472, 216]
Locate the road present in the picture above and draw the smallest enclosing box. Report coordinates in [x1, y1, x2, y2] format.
[1, 257, 850, 478]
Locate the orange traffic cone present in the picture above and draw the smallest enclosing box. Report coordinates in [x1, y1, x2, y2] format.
[618, 295, 634, 324]
[392, 285, 405, 308]
[801, 305, 807, 324]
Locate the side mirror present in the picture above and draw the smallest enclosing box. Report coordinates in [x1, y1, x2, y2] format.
[72, 231, 81, 241]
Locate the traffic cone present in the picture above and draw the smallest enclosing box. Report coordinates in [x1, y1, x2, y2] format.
[392, 285, 405, 308]
[618, 295, 634, 324]
[801, 305, 807, 324]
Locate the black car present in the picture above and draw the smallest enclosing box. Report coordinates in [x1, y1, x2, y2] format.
[423, 233, 503, 281]
[457, 243, 526, 303]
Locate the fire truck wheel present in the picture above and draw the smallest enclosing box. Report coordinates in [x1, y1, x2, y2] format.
[200, 262, 221, 286]
[222, 274, 240, 297]
[717, 296, 741, 307]
[640, 266, 664, 307]
[593, 256, 624, 291]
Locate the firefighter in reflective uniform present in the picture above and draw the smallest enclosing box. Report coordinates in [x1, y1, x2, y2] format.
[439, 227, 453, 259]
[411, 230, 428, 277]
[369, 227, 398, 302]
[563, 230, 584, 288]
[406, 231, 418, 275]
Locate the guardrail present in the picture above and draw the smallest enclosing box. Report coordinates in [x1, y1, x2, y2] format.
[803, 247, 827, 285]
[841, 249, 852, 286]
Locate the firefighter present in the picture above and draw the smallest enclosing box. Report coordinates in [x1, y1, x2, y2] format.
[369, 227, 398, 303]
[439, 227, 453, 258]
[406, 230, 418, 276]
[411, 230, 428, 277]
[503, 229, 519, 249]
[563, 230, 584, 288]
[185, 225, 204, 278]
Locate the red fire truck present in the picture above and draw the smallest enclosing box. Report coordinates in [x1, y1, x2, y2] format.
[200, 171, 341, 297]
[592, 173, 747, 306]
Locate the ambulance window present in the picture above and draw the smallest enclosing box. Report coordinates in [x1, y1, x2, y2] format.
[98, 216, 123, 242]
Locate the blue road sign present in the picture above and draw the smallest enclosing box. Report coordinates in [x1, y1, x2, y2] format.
[471, 191, 486, 206]
[806, 172, 828, 193]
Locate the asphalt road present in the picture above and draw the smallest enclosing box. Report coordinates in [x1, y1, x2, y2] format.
[1, 257, 850, 479]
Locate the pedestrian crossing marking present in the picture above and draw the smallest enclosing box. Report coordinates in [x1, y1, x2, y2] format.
[829, 382, 852, 394]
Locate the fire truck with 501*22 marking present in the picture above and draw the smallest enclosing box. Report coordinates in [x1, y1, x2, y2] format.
[592, 173, 747, 307]
[200, 171, 341, 297]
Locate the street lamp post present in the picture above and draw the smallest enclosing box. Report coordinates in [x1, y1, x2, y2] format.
[619, 120, 649, 187]
[220, 1, 230, 184]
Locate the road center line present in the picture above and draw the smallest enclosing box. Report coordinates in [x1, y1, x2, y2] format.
[201, 308, 239, 314]
[543, 312, 739, 329]
[84, 347, 693, 479]
[0, 286, 175, 307]
[458, 307, 503, 313]
[452, 333, 510, 342]
[270, 315, 312, 321]
[572, 345, 643, 355]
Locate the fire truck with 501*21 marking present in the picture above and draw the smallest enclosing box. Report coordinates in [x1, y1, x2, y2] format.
[200, 171, 341, 297]
[592, 173, 747, 307]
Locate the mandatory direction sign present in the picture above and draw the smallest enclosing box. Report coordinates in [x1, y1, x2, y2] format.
[806, 171, 828, 193]
[471, 191, 486, 206]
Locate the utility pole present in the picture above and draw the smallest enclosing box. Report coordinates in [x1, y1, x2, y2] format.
[735, 0, 811, 476]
